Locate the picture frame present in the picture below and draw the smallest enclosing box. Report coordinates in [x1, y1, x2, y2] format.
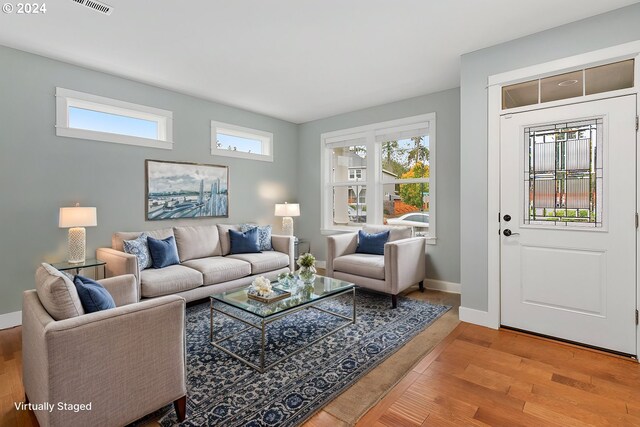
[145, 159, 229, 221]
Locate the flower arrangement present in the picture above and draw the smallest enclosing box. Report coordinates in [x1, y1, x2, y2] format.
[297, 253, 317, 272]
[249, 276, 272, 297]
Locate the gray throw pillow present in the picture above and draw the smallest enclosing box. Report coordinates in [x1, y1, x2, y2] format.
[240, 224, 273, 251]
[123, 232, 152, 270]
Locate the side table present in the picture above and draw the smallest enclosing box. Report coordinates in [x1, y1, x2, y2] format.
[294, 238, 310, 260]
[50, 258, 106, 280]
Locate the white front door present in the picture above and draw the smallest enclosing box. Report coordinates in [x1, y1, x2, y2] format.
[500, 95, 637, 355]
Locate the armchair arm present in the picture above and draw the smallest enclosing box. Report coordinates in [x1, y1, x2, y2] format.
[271, 234, 295, 271]
[97, 247, 140, 298]
[99, 274, 138, 306]
[384, 237, 426, 294]
[326, 233, 358, 277]
[43, 296, 186, 426]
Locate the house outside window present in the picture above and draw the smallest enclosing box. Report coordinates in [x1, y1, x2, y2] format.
[321, 113, 436, 242]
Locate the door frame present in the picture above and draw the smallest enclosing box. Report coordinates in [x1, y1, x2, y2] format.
[482, 40, 640, 357]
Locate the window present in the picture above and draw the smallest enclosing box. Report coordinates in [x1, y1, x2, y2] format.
[322, 113, 436, 242]
[55, 87, 173, 149]
[211, 121, 273, 162]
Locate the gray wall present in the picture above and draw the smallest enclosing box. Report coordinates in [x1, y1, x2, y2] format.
[460, 3, 640, 311]
[297, 88, 461, 284]
[0, 45, 299, 316]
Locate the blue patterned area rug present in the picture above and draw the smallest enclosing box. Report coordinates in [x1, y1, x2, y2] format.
[160, 291, 450, 427]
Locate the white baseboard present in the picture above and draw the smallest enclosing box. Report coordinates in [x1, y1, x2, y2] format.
[424, 279, 460, 294]
[0, 310, 22, 329]
[459, 306, 499, 329]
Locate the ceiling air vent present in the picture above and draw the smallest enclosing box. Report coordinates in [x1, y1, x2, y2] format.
[71, 0, 113, 16]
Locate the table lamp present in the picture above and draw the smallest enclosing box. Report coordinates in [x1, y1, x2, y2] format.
[274, 202, 300, 236]
[59, 204, 97, 264]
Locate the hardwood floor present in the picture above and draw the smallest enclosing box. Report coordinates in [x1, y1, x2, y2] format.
[3, 319, 640, 426]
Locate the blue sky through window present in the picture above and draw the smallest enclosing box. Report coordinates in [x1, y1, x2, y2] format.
[69, 107, 158, 139]
[217, 133, 262, 154]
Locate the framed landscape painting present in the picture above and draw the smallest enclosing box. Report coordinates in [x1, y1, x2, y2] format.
[145, 160, 229, 220]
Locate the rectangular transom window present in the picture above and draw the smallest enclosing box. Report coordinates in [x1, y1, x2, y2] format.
[55, 87, 173, 149]
[321, 113, 437, 243]
[211, 121, 273, 162]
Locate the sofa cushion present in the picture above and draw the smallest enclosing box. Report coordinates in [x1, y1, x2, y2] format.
[148, 236, 180, 269]
[35, 263, 85, 320]
[123, 232, 152, 271]
[112, 228, 174, 252]
[227, 251, 290, 275]
[182, 257, 251, 285]
[229, 228, 261, 254]
[363, 225, 412, 242]
[140, 265, 203, 298]
[333, 254, 385, 280]
[217, 224, 241, 256]
[73, 275, 116, 313]
[173, 225, 222, 262]
[240, 224, 273, 251]
[356, 230, 390, 255]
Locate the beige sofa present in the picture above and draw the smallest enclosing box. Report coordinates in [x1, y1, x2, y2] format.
[97, 224, 295, 302]
[327, 225, 426, 308]
[23, 265, 186, 427]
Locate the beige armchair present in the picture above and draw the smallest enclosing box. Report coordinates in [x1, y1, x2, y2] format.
[22, 269, 187, 427]
[327, 225, 426, 308]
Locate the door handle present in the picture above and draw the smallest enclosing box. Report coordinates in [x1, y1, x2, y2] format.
[503, 229, 520, 237]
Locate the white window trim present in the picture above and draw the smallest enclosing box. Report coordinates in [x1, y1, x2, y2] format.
[320, 113, 437, 244]
[211, 121, 273, 162]
[55, 87, 173, 150]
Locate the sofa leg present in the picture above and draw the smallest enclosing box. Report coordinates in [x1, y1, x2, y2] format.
[418, 280, 424, 293]
[174, 395, 187, 422]
[391, 295, 398, 309]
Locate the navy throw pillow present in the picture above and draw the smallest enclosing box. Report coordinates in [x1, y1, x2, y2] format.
[229, 227, 261, 254]
[148, 235, 180, 268]
[73, 275, 116, 313]
[356, 230, 390, 255]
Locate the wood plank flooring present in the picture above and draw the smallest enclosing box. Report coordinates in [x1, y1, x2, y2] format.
[3, 318, 640, 426]
[349, 323, 640, 427]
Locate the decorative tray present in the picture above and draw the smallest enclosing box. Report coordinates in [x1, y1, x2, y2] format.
[247, 287, 291, 303]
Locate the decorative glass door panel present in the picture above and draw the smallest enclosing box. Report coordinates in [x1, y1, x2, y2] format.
[524, 118, 603, 228]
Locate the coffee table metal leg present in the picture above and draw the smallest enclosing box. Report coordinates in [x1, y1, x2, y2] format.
[260, 319, 266, 373]
[210, 300, 214, 342]
[352, 287, 357, 324]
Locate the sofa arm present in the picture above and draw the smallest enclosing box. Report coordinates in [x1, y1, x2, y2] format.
[272, 234, 295, 271]
[99, 274, 138, 306]
[42, 296, 186, 427]
[384, 237, 426, 294]
[97, 247, 140, 297]
[326, 233, 358, 277]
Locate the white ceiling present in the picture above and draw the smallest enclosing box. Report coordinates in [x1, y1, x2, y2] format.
[0, 0, 637, 123]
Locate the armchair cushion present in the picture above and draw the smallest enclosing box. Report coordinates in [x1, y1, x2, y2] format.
[363, 224, 412, 242]
[35, 263, 85, 321]
[356, 230, 390, 255]
[333, 253, 385, 280]
[73, 275, 116, 313]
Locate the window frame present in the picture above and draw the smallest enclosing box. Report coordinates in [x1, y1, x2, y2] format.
[211, 121, 274, 162]
[55, 87, 173, 149]
[321, 113, 437, 243]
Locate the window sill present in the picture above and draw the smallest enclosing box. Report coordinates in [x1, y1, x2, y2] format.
[56, 127, 173, 150]
[321, 227, 437, 244]
[210, 148, 273, 162]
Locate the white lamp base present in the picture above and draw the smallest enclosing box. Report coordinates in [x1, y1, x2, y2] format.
[282, 216, 294, 236]
[68, 227, 86, 264]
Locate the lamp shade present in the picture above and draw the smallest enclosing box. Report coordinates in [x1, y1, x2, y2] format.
[274, 203, 300, 217]
[59, 207, 97, 228]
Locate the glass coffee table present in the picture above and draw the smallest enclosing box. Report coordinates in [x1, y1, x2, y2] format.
[210, 275, 356, 373]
